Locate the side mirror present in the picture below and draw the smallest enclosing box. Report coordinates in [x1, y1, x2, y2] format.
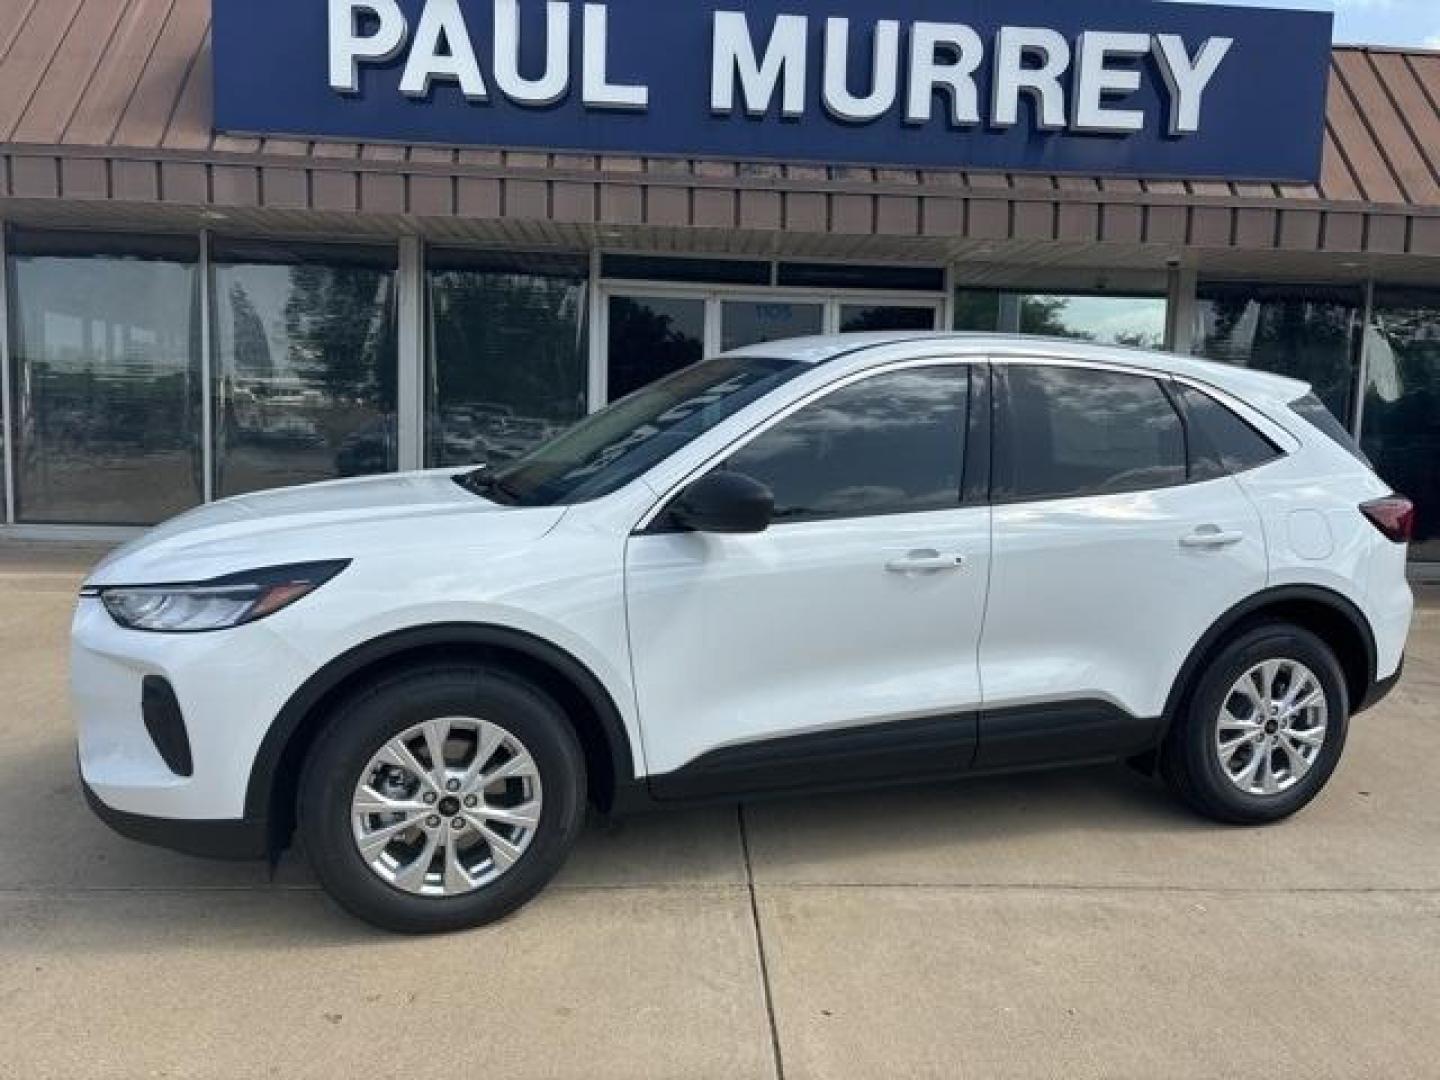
[668, 471, 774, 534]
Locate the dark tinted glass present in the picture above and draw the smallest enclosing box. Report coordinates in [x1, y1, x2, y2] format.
[602, 255, 769, 286]
[1195, 283, 1362, 425]
[607, 296, 705, 400]
[720, 300, 824, 352]
[1292, 392, 1371, 466]
[840, 305, 938, 334]
[725, 367, 969, 523]
[212, 242, 398, 496]
[996, 366, 1186, 501]
[8, 233, 202, 524]
[1362, 287, 1440, 562]
[476, 355, 806, 507]
[777, 263, 945, 292]
[425, 251, 588, 469]
[1177, 385, 1282, 480]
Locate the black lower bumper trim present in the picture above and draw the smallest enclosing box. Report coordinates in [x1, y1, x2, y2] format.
[82, 777, 269, 861]
[1357, 657, 1405, 714]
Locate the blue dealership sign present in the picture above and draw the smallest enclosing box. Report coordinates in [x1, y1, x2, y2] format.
[213, 0, 1333, 183]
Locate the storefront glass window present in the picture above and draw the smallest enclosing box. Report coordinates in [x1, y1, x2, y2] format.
[1194, 283, 1362, 426]
[607, 295, 705, 401]
[426, 251, 588, 469]
[1363, 288, 1440, 562]
[7, 231, 201, 525]
[212, 240, 398, 497]
[720, 300, 824, 352]
[840, 305, 939, 334]
[954, 290, 1166, 348]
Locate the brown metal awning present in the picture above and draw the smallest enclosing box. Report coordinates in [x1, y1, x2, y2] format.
[0, 0, 1438, 280]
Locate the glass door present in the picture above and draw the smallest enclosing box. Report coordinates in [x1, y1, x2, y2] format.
[600, 287, 944, 403]
[839, 303, 941, 334]
[720, 298, 825, 352]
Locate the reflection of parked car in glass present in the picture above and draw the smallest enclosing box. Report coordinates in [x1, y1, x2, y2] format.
[74, 334, 1414, 934]
[335, 417, 395, 477]
[257, 413, 323, 448]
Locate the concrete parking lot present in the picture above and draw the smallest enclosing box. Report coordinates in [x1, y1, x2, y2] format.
[3, 543, 1437, 1079]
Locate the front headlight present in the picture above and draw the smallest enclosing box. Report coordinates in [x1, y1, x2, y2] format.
[92, 561, 350, 633]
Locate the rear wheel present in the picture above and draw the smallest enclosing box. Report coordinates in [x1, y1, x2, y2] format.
[1162, 623, 1349, 825]
[299, 665, 586, 933]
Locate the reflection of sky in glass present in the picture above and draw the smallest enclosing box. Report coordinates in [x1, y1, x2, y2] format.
[1042, 296, 1167, 347]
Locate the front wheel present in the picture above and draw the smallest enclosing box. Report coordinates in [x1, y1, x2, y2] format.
[1162, 623, 1349, 825]
[299, 665, 586, 933]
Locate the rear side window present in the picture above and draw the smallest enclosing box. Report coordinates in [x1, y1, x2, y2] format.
[1290, 393, 1372, 467]
[724, 366, 969, 523]
[1176, 385, 1284, 480]
[995, 365, 1187, 502]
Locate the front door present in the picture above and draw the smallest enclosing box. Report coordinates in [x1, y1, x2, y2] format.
[625, 362, 991, 796]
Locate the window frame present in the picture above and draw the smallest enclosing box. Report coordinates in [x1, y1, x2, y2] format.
[989, 358, 1195, 507]
[637, 356, 987, 534]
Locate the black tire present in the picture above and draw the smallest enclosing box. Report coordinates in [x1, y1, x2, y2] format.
[1161, 623, 1349, 825]
[299, 664, 586, 933]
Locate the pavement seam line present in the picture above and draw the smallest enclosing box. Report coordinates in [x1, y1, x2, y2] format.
[2, 883, 1440, 897]
[739, 804, 786, 1080]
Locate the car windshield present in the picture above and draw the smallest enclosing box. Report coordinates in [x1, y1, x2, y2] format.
[458, 355, 808, 507]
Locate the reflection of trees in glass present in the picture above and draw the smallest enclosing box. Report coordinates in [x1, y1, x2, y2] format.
[1201, 295, 1359, 423]
[1020, 297, 1091, 340]
[427, 269, 589, 467]
[431, 271, 586, 421]
[228, 284, 273, 379]
[608, 297, 704, 400]
[954, 291, 1161, 345]
[284, 265, 397, 408]
[1363, 294, 1440, 558]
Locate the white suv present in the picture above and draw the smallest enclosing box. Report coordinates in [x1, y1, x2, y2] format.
[73, 334, 1415, 932]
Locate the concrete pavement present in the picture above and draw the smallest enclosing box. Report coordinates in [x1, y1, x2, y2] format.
[2, 542, 1436, 1078]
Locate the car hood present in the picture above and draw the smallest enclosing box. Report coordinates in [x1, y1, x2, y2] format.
[86, 469, 567, 586]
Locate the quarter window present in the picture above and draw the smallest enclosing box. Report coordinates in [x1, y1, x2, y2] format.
[1176, 384, 1283, 479]
[723, 366, 970, 523]
[995, 365, 1186, 501]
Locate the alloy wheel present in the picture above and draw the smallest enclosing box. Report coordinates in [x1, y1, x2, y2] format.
[350, 717, 543, 897]
[1214, 659, 1329, 797]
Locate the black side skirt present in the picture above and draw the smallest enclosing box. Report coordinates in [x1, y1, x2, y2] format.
[638, 701, 1162, 807]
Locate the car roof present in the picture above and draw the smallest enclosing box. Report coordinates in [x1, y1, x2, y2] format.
[724, 332, 1311, 405]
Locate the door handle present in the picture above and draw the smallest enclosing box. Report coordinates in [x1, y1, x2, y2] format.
[886, 550, 966, 574]
[1181, 527, 1246, 549]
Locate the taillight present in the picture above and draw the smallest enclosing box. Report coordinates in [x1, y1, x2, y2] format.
[1360, 496, 1415, 544]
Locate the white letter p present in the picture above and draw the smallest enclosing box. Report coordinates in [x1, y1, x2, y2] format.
[330, 0, 409, 94]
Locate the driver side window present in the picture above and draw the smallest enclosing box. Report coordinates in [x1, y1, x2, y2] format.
[722, 365, 971, 524]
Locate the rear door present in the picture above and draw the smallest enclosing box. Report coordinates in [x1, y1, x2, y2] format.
[625, 361, 992, 795]
[977, 360, 1268, 769]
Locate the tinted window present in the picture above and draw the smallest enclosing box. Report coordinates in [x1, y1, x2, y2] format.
[996, 366, 1186, 501]
[1291, 392, 1372, 467]
[724, 366, 969, 523]
[1177, 385, 1283, 479]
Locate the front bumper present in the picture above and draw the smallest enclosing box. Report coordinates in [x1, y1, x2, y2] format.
[82, 771, 269, 861]
[72, 597, 314, 822]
